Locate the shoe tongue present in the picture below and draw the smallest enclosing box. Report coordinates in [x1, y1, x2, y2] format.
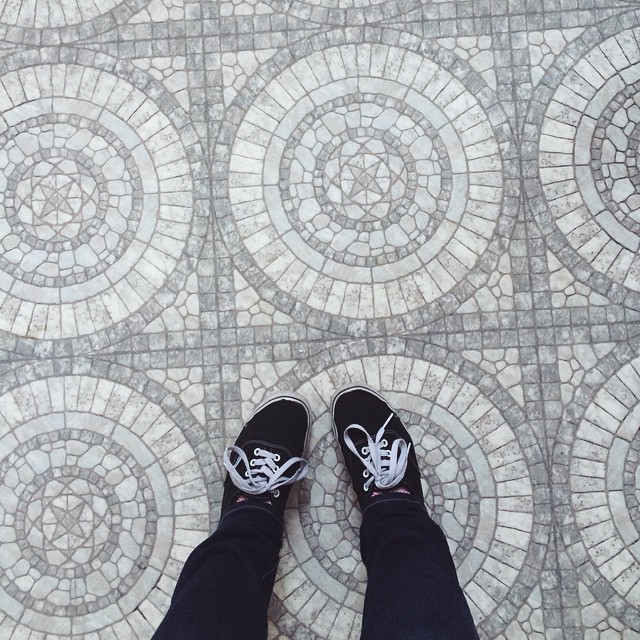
[351, 433, 370, 447]
[243, 440, 288, 456]
[234, 492, 273, 504]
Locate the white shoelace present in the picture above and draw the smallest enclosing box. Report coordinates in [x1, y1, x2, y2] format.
[343, 413, 410, 492]
[223, 446, 308, 498]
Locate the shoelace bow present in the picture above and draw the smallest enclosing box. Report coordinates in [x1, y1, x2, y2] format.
[223, 445, 308, 497]
[344, 413, 410, 492]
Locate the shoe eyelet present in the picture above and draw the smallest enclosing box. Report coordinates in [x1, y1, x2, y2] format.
[380, 439, 388, 447]
[254, 448, 261, 456]
[274, 454, 280, 462]
[272, 489, 280, 498]
[361, 447, 369, 455]
[363, 470, 370, 478]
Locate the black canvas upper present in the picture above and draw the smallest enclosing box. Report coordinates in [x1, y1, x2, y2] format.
[332, 385, 424, 508]
[222, 395, 310, 516]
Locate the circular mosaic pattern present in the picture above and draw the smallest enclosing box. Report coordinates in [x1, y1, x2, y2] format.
[534, 28, 640, 295]
[2, 116, 141, 286]
[3, 427, 155, 617]
[22, 471, 117, 571]
[0, 374, 210, 636]
[221, 41, 505, 325]
[281, 94, 450, 267]
[272, 354, 546, 637]
[591, 82, 640, 236]
[0, 63, 196, 341]
[323, 137, 409, 215]
[14, 153, 104, 245]
[570, 356, 640, 610]
[0, 0, 149, 44]
[260, 0, 420, 25]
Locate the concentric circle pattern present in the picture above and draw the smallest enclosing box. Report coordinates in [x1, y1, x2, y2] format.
[2, 115, 141, 286]
[222, 42, 505, 326]
[538, 28, 640, 293]
[4, 428, 156, 618]
[273, 355, 545, 636]
[0, 375, 210, 636]
[571, 356, 640, 608]
[281, 94, 450, 268]
[592, 81, 640, 237]
[0, 64, 195, 341]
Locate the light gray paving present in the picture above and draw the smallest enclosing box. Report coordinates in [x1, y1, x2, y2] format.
[0, 1, 639, 639]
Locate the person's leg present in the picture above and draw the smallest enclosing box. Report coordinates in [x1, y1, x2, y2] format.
[152, 501, 283, 640]
[359, 493, 478, 640]
[153, 394, 310, 640]
[331, 385, 478, 640]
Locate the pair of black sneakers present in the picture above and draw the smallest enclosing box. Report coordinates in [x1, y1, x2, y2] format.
[222, 385, 423, 516]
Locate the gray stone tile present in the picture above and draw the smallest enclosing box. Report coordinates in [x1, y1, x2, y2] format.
[1, 1, 640, 638]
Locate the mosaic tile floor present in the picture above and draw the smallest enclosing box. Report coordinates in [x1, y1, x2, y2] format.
[1, 0, 640, 638]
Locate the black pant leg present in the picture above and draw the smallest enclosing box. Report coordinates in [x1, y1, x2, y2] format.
[152, 502, 283, 640]
[359, 494, 479, 640]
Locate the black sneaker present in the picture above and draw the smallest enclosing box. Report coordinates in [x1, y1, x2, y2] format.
[331, 385, 423, 508]
[222, 393, 310, 516]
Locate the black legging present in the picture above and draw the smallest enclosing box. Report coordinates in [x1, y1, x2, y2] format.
[153, 492, 478, 640]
